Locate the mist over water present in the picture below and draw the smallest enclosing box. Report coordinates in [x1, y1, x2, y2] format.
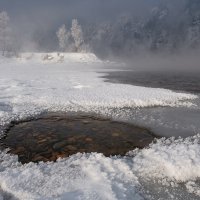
[0, 1, 200, 199]
[0, 0, 200, 67]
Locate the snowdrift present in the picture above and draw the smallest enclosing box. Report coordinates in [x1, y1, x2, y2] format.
[15, 52, 103, 64]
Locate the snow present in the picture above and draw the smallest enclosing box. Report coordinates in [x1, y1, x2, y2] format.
[0, 53, 199, 199]
[15, 52, 104, 64]
[0, 53, 197, 128]
[132, 135, 200, 182]
[0, 137, 200, 199]
[0, 153, 143, 200]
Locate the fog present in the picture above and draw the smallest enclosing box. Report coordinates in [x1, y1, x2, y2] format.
[0, 0, 200, 71]
[0, 0, 159, 50]
[124, 50, 200, 71]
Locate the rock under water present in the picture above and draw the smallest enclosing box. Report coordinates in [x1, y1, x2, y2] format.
[0, 113, 156, 164]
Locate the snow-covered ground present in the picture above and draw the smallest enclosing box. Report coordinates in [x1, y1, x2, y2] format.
[14, 52, 104, 64]
[0, 53, 199, 199]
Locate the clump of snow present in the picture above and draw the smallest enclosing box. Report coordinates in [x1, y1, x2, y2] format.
[0, 153, 143, 200]
[131, 135, 200, 182]
[186, 181, 200, 197]
[127, 135, 200, 199]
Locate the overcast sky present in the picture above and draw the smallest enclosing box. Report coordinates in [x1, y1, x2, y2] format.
[0, 0, 186, 32]
[0, 0, 161, 45]
[0, 0, 160, 24]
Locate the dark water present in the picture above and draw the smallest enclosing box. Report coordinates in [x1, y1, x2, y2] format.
[102, 70, 200, 94]
[101, 70, 200, 138]
[0, 113, 155, 163]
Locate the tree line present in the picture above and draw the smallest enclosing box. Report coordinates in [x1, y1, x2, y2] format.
[0, 0, 200, 58]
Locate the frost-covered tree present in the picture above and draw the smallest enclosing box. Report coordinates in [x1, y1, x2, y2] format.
[56, 24, 70, 51]
[185, 1, 200, 48]
[0, 11, 11, 56]
[71, 19, 84, 52]
[35, 0, 200, 56]
[187, 25, 200, 48]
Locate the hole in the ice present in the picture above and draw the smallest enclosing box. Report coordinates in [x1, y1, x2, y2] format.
[0, 113, 156, 164]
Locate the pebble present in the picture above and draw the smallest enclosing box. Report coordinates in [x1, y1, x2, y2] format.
[0, 113, 156, 164]
[112, 133, 120, 137]
[85, 138, 93, 142]
[66, 145, 77, 151]
[53, 141, 68, 150]
[32, 155, 49, 162]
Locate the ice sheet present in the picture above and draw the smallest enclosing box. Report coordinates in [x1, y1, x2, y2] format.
[0, 53, 199, 199]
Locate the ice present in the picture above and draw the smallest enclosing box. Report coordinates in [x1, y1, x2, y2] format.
[113, 105, 200, 138]
[0, 53, 197, 128]
[0, 53, 199, 199]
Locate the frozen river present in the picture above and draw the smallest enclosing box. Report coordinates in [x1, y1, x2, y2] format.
[102, 70, 200, 137]
[0, 53, 199, 200]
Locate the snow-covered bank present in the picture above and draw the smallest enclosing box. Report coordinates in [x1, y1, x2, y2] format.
[0, 54, 199, 199]
[0, 135, 200, 200]
[0, 55, 197, 129]
[15, 52, 104, 64]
